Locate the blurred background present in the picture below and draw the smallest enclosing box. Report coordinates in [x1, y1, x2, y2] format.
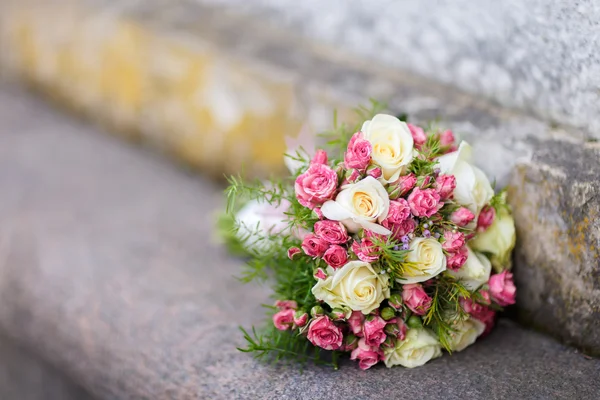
[0, 0, 598, 399]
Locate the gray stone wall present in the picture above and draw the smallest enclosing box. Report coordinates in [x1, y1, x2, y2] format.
[200, 0, 600, 138]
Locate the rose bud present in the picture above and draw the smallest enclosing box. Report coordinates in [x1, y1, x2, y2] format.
[402, 284, 433, 316]
[407, 315, 423, 329]
[330, 308, 346, 321]
[451, 207, 475, 226]
[287, 247, 302, 260]
[366, 164, 382, 179]
[385, 322, 400, 336]
[388, 173, 417, 199]
[311, 149, 328, 165]
[275, 300, 297, 310]
[345, 168, 361, 184]
[293, 310, 309, 327]
[347, 311, 365, 337]
[272, 309, 295, 330]
[489, 271, 517, 306]
[313, 207, 324, 220]
[439, 129, 456, 149]
[380, 307, 396, 321]
[435, 174, 456, 199]
[314, 268, 327, 280]
[477, 205, 496, 232]
[408, 123, 427, 149]
[310, 305, 325, 318]
[382, 335, 397, 349]
[388, 293, 403, 310]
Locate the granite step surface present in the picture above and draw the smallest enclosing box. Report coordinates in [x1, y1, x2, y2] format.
[0, 87, 599, 399]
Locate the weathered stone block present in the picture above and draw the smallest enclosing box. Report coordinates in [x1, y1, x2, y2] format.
[508, 138, 600, 355]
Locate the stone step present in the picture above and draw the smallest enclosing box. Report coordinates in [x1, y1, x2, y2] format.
[1, 86, 599, 399]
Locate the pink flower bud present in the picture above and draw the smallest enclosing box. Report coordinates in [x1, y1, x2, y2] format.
[343, 333, 359, 351]
[274, 300, 297, 310]
[330, 308, 346, 321]
[313, 207, 324, 220]
[314, 268, 327, 280]
[408, 123, 427, 148]
[344, 168, 361, 184]
[307, 316, 343, 350]
[301, 233, 328, 257]
[350, 338, 383, 370]
[323, 245, 348, 269]
[351, 237, 380, 262]
[347, 311, 365, 337]
[382, 218, 417, 242]
[407, 187, 443, 218]
[311, 149, 328, 165]
[314, 220, 349, 244]
[344, 132, 372, 170]
[442, 231, 465, 253]
[382, 335, 396, 349]
[293, 310, 309, 327]
[363, 316, 387, 347]
[273, 309, 295, 330]
[287, 247, 302, 260]
[389, 173, 417, 199]
[396, 318, 408, 341]
[402, 284, 432, 316]
[451, 207, 475, 226]
[388, 293, 403, 310]
[366, 165, 382, 179]
[435, 174, 456, 199]
[489, 271, 517, 306]
[446, 246, 468, 271]
[477, 205, 496, 232]
[439, 129, 456, 150]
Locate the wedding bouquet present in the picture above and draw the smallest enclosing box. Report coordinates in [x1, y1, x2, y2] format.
[223, 106, 516, 370]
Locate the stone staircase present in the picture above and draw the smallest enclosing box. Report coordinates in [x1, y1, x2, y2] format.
[0, 0, 599, 398]
[0, 86, 599, 399]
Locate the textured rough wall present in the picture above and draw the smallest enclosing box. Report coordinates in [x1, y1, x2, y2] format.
[201, 0, 600, 138]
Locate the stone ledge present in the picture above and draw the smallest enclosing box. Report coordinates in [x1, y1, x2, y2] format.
[509, 138, 600, 355]
[0, 0, 588, 183]
[1, 87, 599, 399]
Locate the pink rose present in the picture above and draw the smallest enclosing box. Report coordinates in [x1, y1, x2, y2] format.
[383, 218, 417, 241]
[402, 284, 432, 316]
[295, 163, 338, 209]
[451, 207, 475, 226]
[390, 173, 417, 198]
[435, 174, 456, 199]
[314, 268, 327, 280]
[323, 245, 348, 269]
[367, 166, 382, 179]
[460, 296, 490, 321]
[273, 309, 295, 330]
[407, 187, 442, 218]
[439, 129, 457, 151]
[287, 247, 301, 260]
[363, 316, 387, 347]
[408, 123, 427, 148]
[442, 231, 465, 253]
[301, 233, 329, 257]
[293, 310, 309, 327]
[275, 300, 297, 310]
[489, 271, 517, 306]
[313, 220, 349, 244]
[311, 149, 328, 165]
[350, 338, 383, 370]
[307, 316, 343, 350]
[351, 237, 380, 262]
[344, 132, 372, 170]
[384, 199, 411, 225]
[348, 311, 365, 337]
[446, 246, 468, 271]
[477, 205, 496, 232]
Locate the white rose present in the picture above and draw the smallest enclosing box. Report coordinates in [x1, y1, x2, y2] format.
[321, 176, 391, 235]
[470, 206, 516, 272]
[361, 114, 414, 183]
[447, 318, 486, 352]
[437, 142, 494, 217]
[384, 328, 442, 368]
[311, 261, 390, 314]
[447, 246, 491, 291]
[235, 199, 290, 251]
[397, 238, 447, 284]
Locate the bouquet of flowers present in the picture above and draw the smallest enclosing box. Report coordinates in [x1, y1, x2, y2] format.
[223, 107, 516, 370]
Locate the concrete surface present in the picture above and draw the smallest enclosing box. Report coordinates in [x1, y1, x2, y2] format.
[0, 86, 599, 399]
[202, 0, 600, 137]
[509, 138, 600, 355]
